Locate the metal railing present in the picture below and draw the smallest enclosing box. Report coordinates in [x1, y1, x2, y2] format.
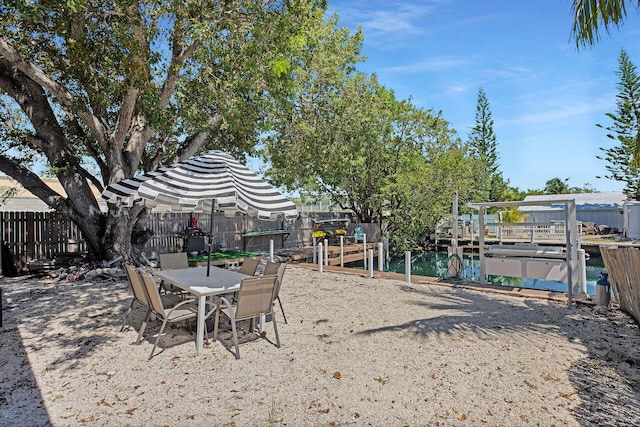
[498, 223, 566, 241]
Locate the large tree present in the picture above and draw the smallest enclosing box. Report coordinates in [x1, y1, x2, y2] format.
[264, 70, 480, 253]
[382, 139, 479, 252]
[266, 72, 400, 224]
[597, 49, 640, 199]
[543, 177, 572, 194]
[467, 87, 505, 202]
[0, 0, 358, 261]
[539, 177, 595, 194]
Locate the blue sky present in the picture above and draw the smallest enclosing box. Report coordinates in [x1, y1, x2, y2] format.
[325, 0, 640, 193]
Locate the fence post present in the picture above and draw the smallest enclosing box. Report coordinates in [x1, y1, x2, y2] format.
[318, 242, 323, 273]
[269, 239, 274, 262]
[339, 235, 344, 267]
[26, 212, 35, 261]
[405, 251, 411, 284]
[363, 233, 367, 269]
[324, 238, 329, 266]
[377, 242, 383, 271]
[368, 249, 374, 278]
[313, 239, 317, 264]
[578, 248, 587, 295]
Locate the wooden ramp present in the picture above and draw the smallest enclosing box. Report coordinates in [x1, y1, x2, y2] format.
[323, 243, 376, 266]
[276, 243, 377, 265]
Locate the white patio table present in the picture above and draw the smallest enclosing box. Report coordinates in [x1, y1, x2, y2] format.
[153, 266, 250, 353]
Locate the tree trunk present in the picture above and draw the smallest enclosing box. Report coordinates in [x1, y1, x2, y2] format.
[102, 204, 152, 264]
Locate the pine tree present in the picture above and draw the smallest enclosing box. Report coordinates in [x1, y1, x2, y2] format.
[468, 88, 503, 201]
[598, 48, 640, 200]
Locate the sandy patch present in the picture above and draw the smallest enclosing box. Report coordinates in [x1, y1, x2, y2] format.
[1, 265, 639, 426]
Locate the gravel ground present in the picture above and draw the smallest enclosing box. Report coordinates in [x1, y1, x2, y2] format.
[1, 264, 639, 426]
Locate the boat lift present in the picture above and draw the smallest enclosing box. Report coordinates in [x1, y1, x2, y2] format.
[468, 199, 580, 308]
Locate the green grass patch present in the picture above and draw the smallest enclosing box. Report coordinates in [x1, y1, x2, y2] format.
[188, 251, 260, 262]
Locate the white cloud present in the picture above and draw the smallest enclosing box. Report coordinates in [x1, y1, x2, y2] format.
[501, 93, 615, 127]
[331, 0, 445, 37]
[381, 57, 471, 73]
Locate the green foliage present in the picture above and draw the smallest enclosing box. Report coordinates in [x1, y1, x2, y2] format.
[270, 59, 291, 78]
[1, 0, 327, 169]
[0, 0, 354, 260]
[597, 48, 640, 200]
[544, 177, 571, 194]
[468, 88, 505, 202]
[264, 66, 483, 253]
[571, 0, 633, 48]
[541, 177, 595, 194]
[384, 140, 480, 252]
[499, 207, 528, 223]
[469, 88, 498, 173]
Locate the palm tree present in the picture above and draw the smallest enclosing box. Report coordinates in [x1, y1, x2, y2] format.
[544, 177, 571, 194]
[572, 0, 637, 47]
[500, 207, 528, 223]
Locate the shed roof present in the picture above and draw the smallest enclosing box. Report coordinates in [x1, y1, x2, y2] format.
[521, 192, 626, 212]
[0, 176, 105, 212]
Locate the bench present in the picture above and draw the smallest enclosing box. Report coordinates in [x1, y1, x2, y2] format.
[242, 230, 291, 251]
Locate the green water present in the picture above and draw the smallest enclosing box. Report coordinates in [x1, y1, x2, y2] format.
[351, 251, 607, 294]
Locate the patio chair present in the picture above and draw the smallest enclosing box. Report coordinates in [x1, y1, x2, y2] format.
[138, 271, 199, 360]
[158, 252, 190, 296]
[239, 257, 261, 276]
[159, 252, 189, 270]
[263, 262, 288, 324]
[120, 264, 182, 336]
[213, 276, 280, 359]
[220, 257, 261, 306]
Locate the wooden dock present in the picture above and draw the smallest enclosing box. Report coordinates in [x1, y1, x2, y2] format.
[278, 236, 640, 267]
[277, 243, 377, 265]
[435, 236, 640, 257]
[326, 243, 377, 265]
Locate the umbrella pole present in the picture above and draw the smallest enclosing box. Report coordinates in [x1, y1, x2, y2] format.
[207, 200, 215, 277]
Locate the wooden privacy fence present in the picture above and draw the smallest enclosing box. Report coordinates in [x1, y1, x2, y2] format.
[0, 210, 362, 271]
[141, 211, 308, 257]
[1, 211, 87, 271]
[601, 246, 640, 324]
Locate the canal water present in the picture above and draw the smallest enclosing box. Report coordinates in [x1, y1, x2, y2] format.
[350, 251, 607, 295]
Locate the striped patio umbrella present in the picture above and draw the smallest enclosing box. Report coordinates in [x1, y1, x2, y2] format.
[101, 150, 298, 274]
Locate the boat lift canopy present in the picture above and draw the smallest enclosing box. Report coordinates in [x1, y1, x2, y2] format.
[468, 199, 578, 308]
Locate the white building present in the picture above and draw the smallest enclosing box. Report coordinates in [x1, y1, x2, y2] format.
[521, 192, 626, 234]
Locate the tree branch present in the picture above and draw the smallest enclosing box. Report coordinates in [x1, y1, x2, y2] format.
[114, 3, 147, 149]
[0, 156, 71, 214]
[0, 62, 102, 222]
[0, 36, 110, 149]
